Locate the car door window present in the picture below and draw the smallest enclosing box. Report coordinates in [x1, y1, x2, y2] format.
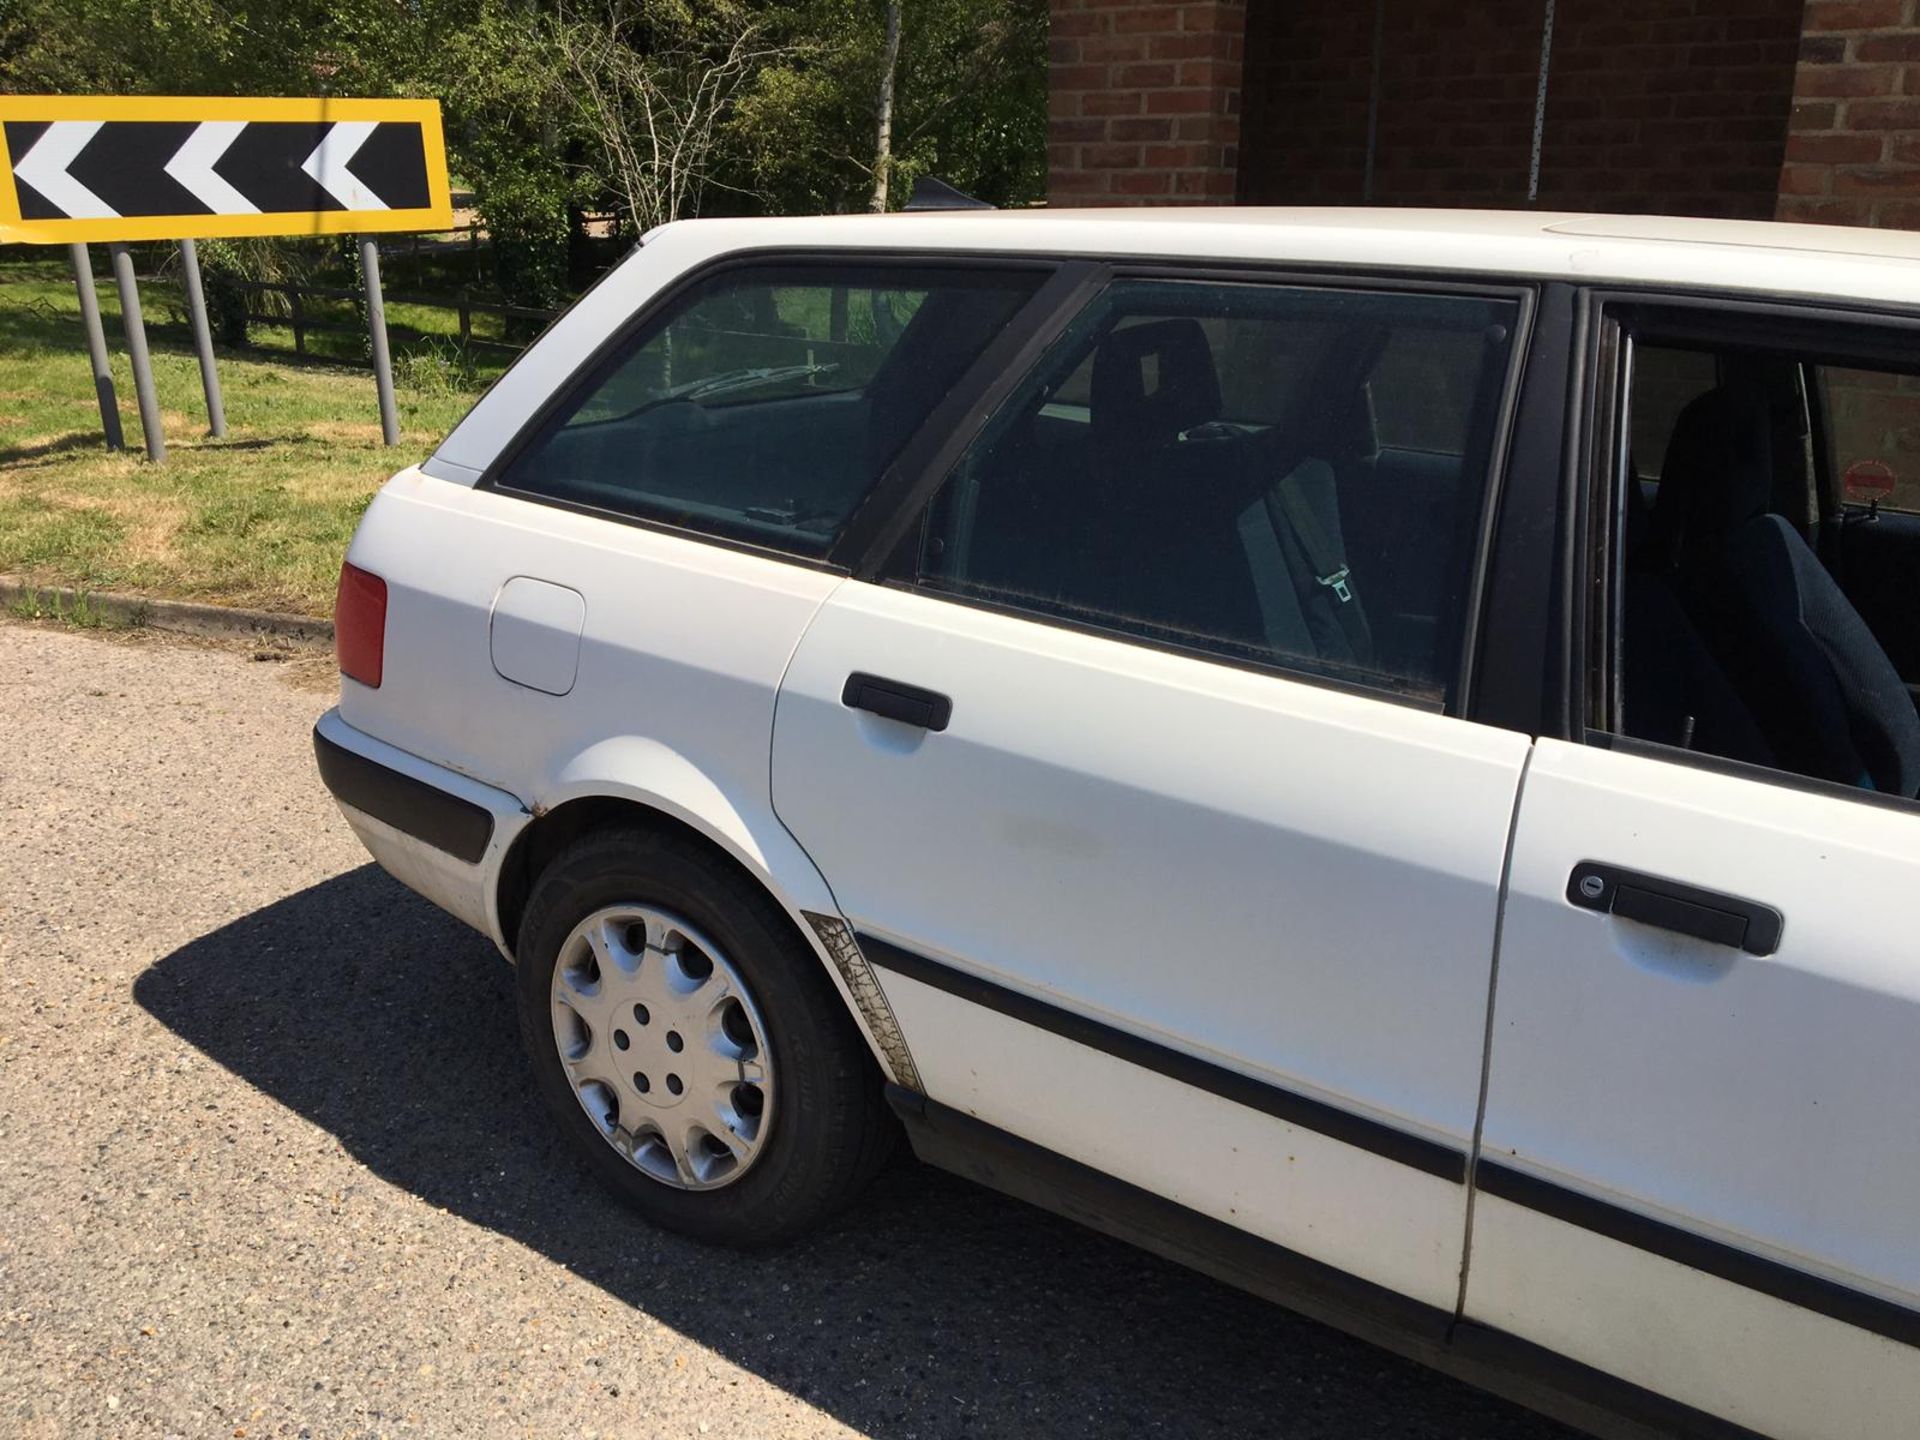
[1612, 328, 1920, 802]
[495, 264, 1046, 557]
[898, 279, 1523, 702]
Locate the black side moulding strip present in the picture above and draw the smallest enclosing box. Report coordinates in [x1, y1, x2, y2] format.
[1478, 1161, 1920, 1351]
[862, 933, 1467, 1182]
[889, 1088, 1771, 1440]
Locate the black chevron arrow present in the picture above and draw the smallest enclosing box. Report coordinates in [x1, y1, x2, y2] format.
[68, 121, 207, 218]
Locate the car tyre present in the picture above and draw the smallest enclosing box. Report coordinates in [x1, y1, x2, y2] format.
[516, 825, 895, 1247]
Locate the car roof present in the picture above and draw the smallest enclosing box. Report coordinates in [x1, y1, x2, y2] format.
[426, 207, 1920, 482]
[643, 206, 1920, 308]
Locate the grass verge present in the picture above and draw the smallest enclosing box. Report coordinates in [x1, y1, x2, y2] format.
[5, 584, 144, 630]
[0, 254, 488, 616]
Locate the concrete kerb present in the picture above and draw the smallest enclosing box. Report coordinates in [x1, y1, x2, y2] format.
[0, 577, 333, 646]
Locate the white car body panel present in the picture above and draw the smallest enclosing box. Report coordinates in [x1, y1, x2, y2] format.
[315, 705, 530, 942]
[1484, 738, 1920, 1299]
[771, 579, 1531, 1307]
[1469, 1196, 1920, 1440]
[883, 969, 1471, 1305]
[335, 467, 859, 987]
[489, 575, 586, 696]
[309, 209, 1920, 1440]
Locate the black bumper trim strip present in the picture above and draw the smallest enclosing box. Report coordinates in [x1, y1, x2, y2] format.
[861, 933, 1467, 1183]
[313, 726, 495, 864]
[1478, 1161, 1920, 1350]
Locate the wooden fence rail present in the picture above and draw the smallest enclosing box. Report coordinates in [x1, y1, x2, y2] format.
[391, 220, 488, 262]
[223, 277, 561, 361]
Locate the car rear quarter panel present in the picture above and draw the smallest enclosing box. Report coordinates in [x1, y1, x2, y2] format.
[336, 467, 849, 937]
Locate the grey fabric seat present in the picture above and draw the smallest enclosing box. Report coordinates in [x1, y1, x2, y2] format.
[1083, 318, 1273, 654]
[1654, 385, 1920, 797]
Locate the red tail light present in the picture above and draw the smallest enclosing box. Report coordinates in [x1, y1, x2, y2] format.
[335, 561, 388, 688]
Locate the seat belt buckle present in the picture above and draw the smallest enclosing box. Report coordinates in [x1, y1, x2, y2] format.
[1317, 566, 1353, 603]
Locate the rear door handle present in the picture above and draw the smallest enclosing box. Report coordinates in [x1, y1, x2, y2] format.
[1567, 861, 1783, 957]
[841, 672, 952, 732]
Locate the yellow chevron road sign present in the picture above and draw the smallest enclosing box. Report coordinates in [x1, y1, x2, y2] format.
[0, 96, 452, 244]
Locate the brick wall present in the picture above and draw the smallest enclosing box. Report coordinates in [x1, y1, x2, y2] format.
[1048, 0, 1246, 204]
[1235, 0, 1802, 216]
[1240, 1, 1547, 207]
[1372, 0, 1546, 207]
[1234, 4, 1375, 204]
[1538, 0, 1803, 218]
[1777, 0, 1920, 226]
[1051, 0, 1920, 228]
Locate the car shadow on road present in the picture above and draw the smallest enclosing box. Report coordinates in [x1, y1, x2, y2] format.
[136, 865, 1574, 1440]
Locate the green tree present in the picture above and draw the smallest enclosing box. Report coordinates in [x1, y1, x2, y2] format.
[0, 0, 419, 97]
[429, 2, 579, 310]
[726, 0, 1046, 214]
[1, 0, 1048, 307]
[554, 0, 785, 235]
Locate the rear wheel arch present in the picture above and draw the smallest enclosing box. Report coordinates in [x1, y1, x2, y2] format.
[498, 795, 770, 959]
[493, 791, 908, 1086]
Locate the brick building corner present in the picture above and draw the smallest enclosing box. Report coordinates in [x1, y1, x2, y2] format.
[1049, 0, 1920, 228]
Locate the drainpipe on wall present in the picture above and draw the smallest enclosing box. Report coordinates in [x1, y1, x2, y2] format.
[1528, 0, 1558, 204]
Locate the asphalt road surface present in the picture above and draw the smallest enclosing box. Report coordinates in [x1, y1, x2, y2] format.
[0, 619, 1579, 1440]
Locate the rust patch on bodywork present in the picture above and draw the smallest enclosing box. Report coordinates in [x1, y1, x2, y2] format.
[803, 912, 922, 1091]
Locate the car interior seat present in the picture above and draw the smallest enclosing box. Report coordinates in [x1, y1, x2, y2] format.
[1088, 318, 1224, 469]
[1654, 384, 1920, 797]
[1083, 317, 1281, 654]
[1086, 316, 1390, 674]
[1621, 465, 1775, 764]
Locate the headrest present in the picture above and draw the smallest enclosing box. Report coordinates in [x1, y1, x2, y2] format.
[1089, 318, 1221, 450]
[1657, 384, 1775, 553]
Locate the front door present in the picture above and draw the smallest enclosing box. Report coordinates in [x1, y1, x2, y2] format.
[1468, 304, 1920, 1439]
[773, 271, 1534, 1312]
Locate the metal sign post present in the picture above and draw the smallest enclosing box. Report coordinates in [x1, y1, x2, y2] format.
[0, 95, 453, 444]
[358, 236, 400, 446]
[66, 242, 123, 450]
[177, 238, 226, 437]
[106, 242, 164, 462]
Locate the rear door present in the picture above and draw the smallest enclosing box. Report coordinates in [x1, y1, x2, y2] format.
[1468, 299, 1920, 1439]
[773, 270, 1536, 1315]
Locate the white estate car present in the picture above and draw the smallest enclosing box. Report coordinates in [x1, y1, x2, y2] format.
[314, 208, 1920, 1440]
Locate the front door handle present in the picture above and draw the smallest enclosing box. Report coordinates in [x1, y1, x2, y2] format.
[1568, 861, 1783, 957]
[842, 672, 952, 732]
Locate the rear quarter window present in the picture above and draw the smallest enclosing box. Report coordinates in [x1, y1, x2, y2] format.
[493, 262, 1046, 557]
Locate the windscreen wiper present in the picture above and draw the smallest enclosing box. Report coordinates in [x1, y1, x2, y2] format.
[589, 363, 844, 428]
[677, 362, 840, 401]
